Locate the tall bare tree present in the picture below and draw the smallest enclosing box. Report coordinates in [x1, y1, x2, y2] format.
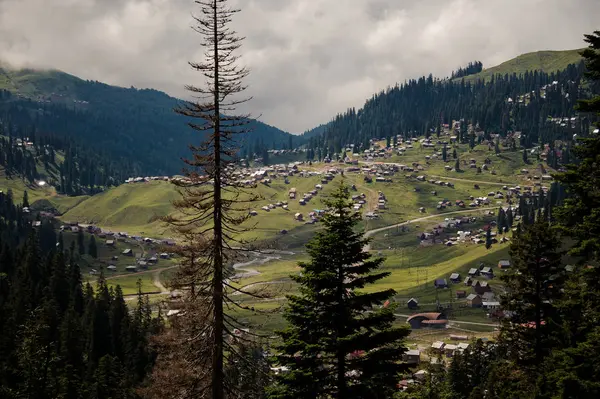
[142, 1, 264, 398]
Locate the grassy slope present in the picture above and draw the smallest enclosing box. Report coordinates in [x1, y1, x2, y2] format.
[0, 66, 81, 98]
[0, 167, 57, 202]
[60, 181, 180, 236]
[59, 135, 554, 239]
[460, 49, 583, 83]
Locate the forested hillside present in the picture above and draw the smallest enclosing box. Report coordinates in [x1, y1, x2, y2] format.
[0, 66, 300, 175]
[460, 49, 583, 83]
[307, 59, 598, 159]
[0, 190, 160, 398]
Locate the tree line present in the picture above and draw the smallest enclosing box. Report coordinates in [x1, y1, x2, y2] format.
[450, 61, 484, 79]
[0, 187, 161, 398]
[306, 58, 597, 160]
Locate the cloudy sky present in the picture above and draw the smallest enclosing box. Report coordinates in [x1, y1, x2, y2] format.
[0, 0, 598, 133]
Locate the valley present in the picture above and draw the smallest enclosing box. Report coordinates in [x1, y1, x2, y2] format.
[13, 129, 559, 343]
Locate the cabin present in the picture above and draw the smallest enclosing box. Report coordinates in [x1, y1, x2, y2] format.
[498, 260, 511, 269]
[482, 301, 501, 310]
[449, 273, 460, 283]
[431, 341, 445, 352]
[434, 278, 448, 288]
[466, 294, 482, 307]
[125, 265, 137, 272]
[473, 280, 491, 295]
[107, 265, 117, 272]
[468, 268, 480, 276]
[407, 298, 419, 310]
[288, 188, 297, 199]
[456, 290, 467, 299]
[294, 213, 304, 221]
[407, 313, 448, 329]
[122, 248, 133, 256]
[106, 240, 115, 246]
[160, 253, 170, 259]
[481, 267, 494, 277]
[444, 344, 457, 357]
[403, 350, 421, 365]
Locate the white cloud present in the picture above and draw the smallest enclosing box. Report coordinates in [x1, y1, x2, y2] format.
[0, 0, 598, 133]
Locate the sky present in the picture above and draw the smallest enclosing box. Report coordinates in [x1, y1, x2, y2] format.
[0, 0, 599, 133]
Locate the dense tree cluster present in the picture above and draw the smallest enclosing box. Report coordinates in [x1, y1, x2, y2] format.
[0, 81, 302, 176]
[0, 123, 131, 195]
[450, 61, 484, 79]
[0, 186, 160, 397]
[306, 60, 596, 160]
[398, 30, 600, 399]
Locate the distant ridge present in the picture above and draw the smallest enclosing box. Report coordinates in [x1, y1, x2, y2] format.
[0, 63, 300, 175]
[457, 49, 584, 83]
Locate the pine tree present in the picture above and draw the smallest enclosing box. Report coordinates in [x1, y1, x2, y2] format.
[485, 227, 492, 249]
[497, 208, 508, 235]
[88, 235, 98, 258]
[523, 149, 529, 164]
[499, 219, 563, 367]
[58, 231, 64, 253]
[22, 191, 29, 208]
[453, 148, 457, 159]
[77, 229, 85, 255]
[271, 184, 409, 399]
[554, 30, 600, 262]
[151, 1, 259, 398]
[442, 145, 447, 162]
[506, 207, 514, 229]
[455, 158, 460, 171]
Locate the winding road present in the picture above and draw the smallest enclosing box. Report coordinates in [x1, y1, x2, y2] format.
[363, 207, 495, 251]
[426, 175, 511, 187]
[394, 313, 499, 328]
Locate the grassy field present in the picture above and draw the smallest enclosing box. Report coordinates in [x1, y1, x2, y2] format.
[0, 167, 58, 203]
[458, 49, 583, 83]
[58, 157, 520, 243]
[105, 272, 158, 296]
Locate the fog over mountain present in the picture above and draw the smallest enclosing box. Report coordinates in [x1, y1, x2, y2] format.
[0, 0, 598, 132]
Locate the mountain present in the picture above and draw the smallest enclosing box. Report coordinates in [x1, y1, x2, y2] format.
[458, 49, 583, 83]
[0, 64, 300, 175]
[301, 48, 593, 159]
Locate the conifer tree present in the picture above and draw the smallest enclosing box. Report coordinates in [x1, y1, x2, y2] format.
[88, 235, 98, 258]
[77, 229, 85, 255]
[485, 227, 492, 249]
[523, 149, 529, 164]
[271, 184, 409, 399]
[554, 30, 600, 262]
[22, 191, 29, 208]
[499, 219, 563, 366]
[452, 148, 457, 159]
[150, 1, 260, 398]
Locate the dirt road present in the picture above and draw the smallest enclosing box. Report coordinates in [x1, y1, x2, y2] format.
[363, 207, 495, 251]
[426, 175, 510, 187]
[394, 313, 499, 328]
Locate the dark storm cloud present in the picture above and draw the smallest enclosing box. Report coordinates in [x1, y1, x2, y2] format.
[0, 0, 598, 132]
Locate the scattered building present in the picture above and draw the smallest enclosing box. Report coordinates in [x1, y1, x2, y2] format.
[407, 298, 419, 310]
[404, 350, 421, 365]
[407, 313, 448, 329]
[466, 293, 483, 307]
